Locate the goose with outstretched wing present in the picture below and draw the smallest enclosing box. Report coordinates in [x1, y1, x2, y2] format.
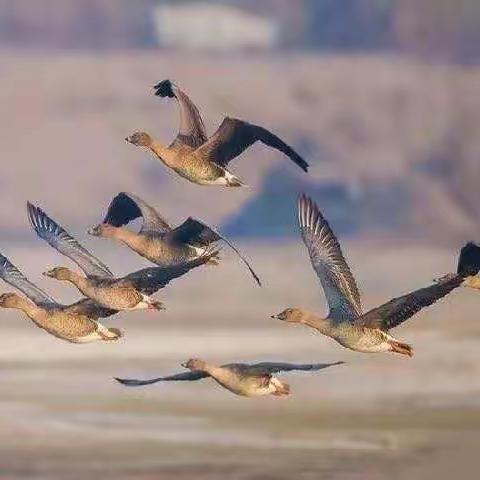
[125, 79, 308, 187]
[0, 251, 116, 319]
[88, 192, 261, 286]
[28, 202, 218, 312]
[0, 253, 121, 342]
[115, 359, 343, 397]
[272, 194, 480, 357]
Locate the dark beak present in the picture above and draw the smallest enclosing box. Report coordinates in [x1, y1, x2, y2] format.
[181, 362, 188, 369]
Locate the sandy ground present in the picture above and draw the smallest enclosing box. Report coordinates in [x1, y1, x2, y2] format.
[0, 243, 479, 479]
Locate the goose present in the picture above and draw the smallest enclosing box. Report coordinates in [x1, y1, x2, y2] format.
[0, 292, 122, 343]
[27, 202, 218, 312]
[125, 79, 308, 187]
[271, 195, 480, 357]
[0, 251, 116, 319]
[88, 192, 261, 285]
[115, 359, 343, 398]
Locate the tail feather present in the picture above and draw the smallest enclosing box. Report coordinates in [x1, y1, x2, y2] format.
[154, 79, 175, 98]
[457, 242, 480, 278]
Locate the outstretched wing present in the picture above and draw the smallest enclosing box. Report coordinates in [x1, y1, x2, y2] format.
[298, 194, 362, 323]
[115, 371, 208, 386]
[357, 275, 463, 331]
[245, 361, 344, 375]
[154, 79, 208, 149]
[0, 252, 58, 307]
[165, 217, 261, 286]
[27, 202, 113, 279]
[197, 117, 308, 172]
[102, 192, 171, 236]
[121, 249, 218, 295]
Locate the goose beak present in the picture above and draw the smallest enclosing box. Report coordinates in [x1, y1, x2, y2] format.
[42, 271, 51, 277]
[181, 362, 188, 369]
[271, 314, 279, 319]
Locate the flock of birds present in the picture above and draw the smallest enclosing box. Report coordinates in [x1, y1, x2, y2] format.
[2, 79, 480, 399]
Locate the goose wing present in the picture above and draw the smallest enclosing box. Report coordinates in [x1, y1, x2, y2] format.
[121, 249, 218, 295]
[154, 79, 208, 149]
[27, 202, 113, 279]
[64, 298, 118, 319]
[0, 252, 58, 307]
[102, 192, 171, 236]
[244, 361, 344, 375]
[165, 217, 261, 286]
[298, 195, 362, 323]
[356, 275, 463, 331]
[197, 117, 308, 172]
[115, 371, 208, 386]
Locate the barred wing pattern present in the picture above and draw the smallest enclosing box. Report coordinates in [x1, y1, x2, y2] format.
[154, 80, 208, 149]
[102, 192, 171, 236]
[27, 202, 113, 279]
[298, 195, 362, 323]
[0, 252, 57, 307]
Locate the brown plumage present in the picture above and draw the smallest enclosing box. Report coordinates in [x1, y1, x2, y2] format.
[125, 80, 308, 187]
[88, 192, 261, 285]
[0, 292, 122, 343]
[272, 194, 480, 357]
[115, 359, 343, 397]
[28, 202, 219, 312]
[0, 251, 117, 319]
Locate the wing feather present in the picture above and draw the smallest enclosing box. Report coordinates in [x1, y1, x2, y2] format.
[154, 80, 208, 149]
[298, 194, 362, 323]
[102, 192, 171, 236]
[27, 202, 113, 279]
[356, 275, 463, 331]
[166, 218, 261, 286]
[0, 252, 58, 307]
[197, 117, 308, 172]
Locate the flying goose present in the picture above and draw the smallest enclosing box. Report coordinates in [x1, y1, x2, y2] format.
[125, 79, 308, 187]
[88, 192, 261, 286]
[0, 292, 122, 343]
[115, 359, 343, 398]
[271, 195, 480, 357]
[27, 202, 218, 312]
[0, 251, 116, 319]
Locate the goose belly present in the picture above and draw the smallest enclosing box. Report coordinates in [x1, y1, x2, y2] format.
[140, 238, 195, 266]
[92, 287, 142, 310]
[334, 328, 392, 353]
[173, 154, 223, 185]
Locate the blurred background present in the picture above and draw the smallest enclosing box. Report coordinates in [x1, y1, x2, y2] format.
[0, 1, 479, 479]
